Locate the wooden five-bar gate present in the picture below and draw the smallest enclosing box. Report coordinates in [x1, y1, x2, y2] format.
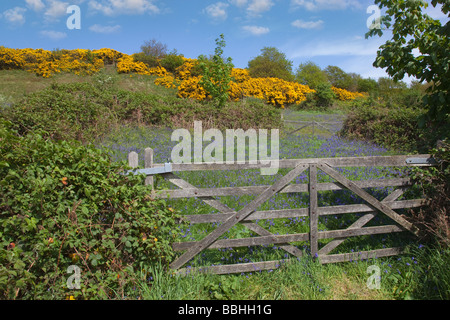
[128, 149, 436, 275]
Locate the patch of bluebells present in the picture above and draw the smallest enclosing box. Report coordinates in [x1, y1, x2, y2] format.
[99, 123, 418, 272]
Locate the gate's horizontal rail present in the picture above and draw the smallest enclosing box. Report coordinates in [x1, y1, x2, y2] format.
[158, 178, 411, 199]
[146, 154, 434, 173]
[182, 199, 424, 224]
[174, 247, 404, 275]
[173, 224, 404, 251]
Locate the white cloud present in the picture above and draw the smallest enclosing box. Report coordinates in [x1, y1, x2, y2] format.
[204, 2, 229, 21]
[247, 0, 274, 16]
[88, 0, 160, 16]
[291, 19, 324, 29]
[228, 0, 248, 7]
[285, 36, 387, 59]
[40, 30, 67, 40]
[242, 25, 270, 35]
[25, 0, 46, 11]
[89, 24, 121, 33]
[2, 7, 27, 26]
[291, 0, 361, 11]
[44, 0, 70, 20]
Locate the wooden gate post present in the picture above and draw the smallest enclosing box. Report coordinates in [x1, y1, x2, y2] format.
[309, 164, 318, 258]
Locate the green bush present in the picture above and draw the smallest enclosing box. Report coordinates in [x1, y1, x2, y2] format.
[3, 82, 116, 142]
[160, 54, 185, 73]
[314, 82, 336, 109]
[131, 52, 160, 68]
[1, 82, 282, 145]
[340, 101, 426, 152]
[0, 121, 185, 299]
[409, 140, 449, 247]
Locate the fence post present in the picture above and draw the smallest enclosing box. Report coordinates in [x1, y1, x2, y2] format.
[144, 148, 154, 187]
[144, 147, 155, 198]
[309, 164, 318, 259]
[128, 151, 139, 168]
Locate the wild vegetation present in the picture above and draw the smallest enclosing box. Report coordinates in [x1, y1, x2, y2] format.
[0, 2, 448, 299]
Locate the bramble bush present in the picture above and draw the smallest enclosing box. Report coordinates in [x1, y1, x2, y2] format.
[340, 99, 426, 152]
[1, 82, 282, 143]
[0, 120, 185, 299]
[409, 139, 449, 247]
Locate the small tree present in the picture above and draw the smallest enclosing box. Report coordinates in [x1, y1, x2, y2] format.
[295, 61, 329, 89]
[314, 82, 336, 109]
[247, 47, 294, 81]
[198, 34, 234, 108]
[140, 39, 168, 59]
[365, 0, 449, 138]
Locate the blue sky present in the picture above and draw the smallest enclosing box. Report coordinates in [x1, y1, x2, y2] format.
[1, 0, 448, 82]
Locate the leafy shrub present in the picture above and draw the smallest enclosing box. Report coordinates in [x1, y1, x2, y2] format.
[313, 82, 336, 109]
[0, 121, 185, 299]
[3, 83, 116, 142]
[409, 140, 449, 247]
[198, 34, 234, 107]
[340, 101, 426, 152]
[132, 52, 160, 69]
[160, 54, 185, 73]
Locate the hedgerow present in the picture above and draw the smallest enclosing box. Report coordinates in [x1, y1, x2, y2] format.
[0, 120, 185, 299]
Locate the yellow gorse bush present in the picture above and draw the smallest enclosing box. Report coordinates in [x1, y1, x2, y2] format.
[156, 58, 363, 108]
[0, 46, 366, 107]
[332, 86, 367, 101]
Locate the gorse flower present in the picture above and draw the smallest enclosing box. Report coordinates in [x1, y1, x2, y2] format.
[0, 46, 366, 106]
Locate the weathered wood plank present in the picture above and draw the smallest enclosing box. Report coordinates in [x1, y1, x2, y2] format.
[160, 154, 433, 172]
[319, 247, 404, 264]
[319, 187, 406, 255]
[183, 199, 424, 224]
[128, 151, 138, 168]
[158, 178, 412, 199]
[309, 164, 318, 258]
[175, 259, 292, 275]
[172, 224, 402, 251]
[241, 221, 304, 258]
[318, 163, 420, 236]
[144, 148, 154, 188]
[169, 164, 309, 270]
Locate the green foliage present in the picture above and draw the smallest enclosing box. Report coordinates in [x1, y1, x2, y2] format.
[132, 52, 160, 68]
[205, 276, 238, 300]
[198, 34, 234, 108]
[0, 121, 185, 299]
[0, 81, 281, 146]
[366, 0, 450, 138]
[324, 65, 352, 90]
[160, 53, 185, 73]
[247, 47, 294, 81]
[295, 61, 329, 89]
[356, 77, 378, 94]
[3, 82, 116, 142]
[313, 82, 336, 109]
[409, 140, 449, 247]
[340, 99, 426, 152]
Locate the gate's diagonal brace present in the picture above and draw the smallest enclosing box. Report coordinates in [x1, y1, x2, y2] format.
[319, 187, 406, 255]
[162, 173, 304, 261]
[169, 164, 309, 270]
[318, 163, 420, 236]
